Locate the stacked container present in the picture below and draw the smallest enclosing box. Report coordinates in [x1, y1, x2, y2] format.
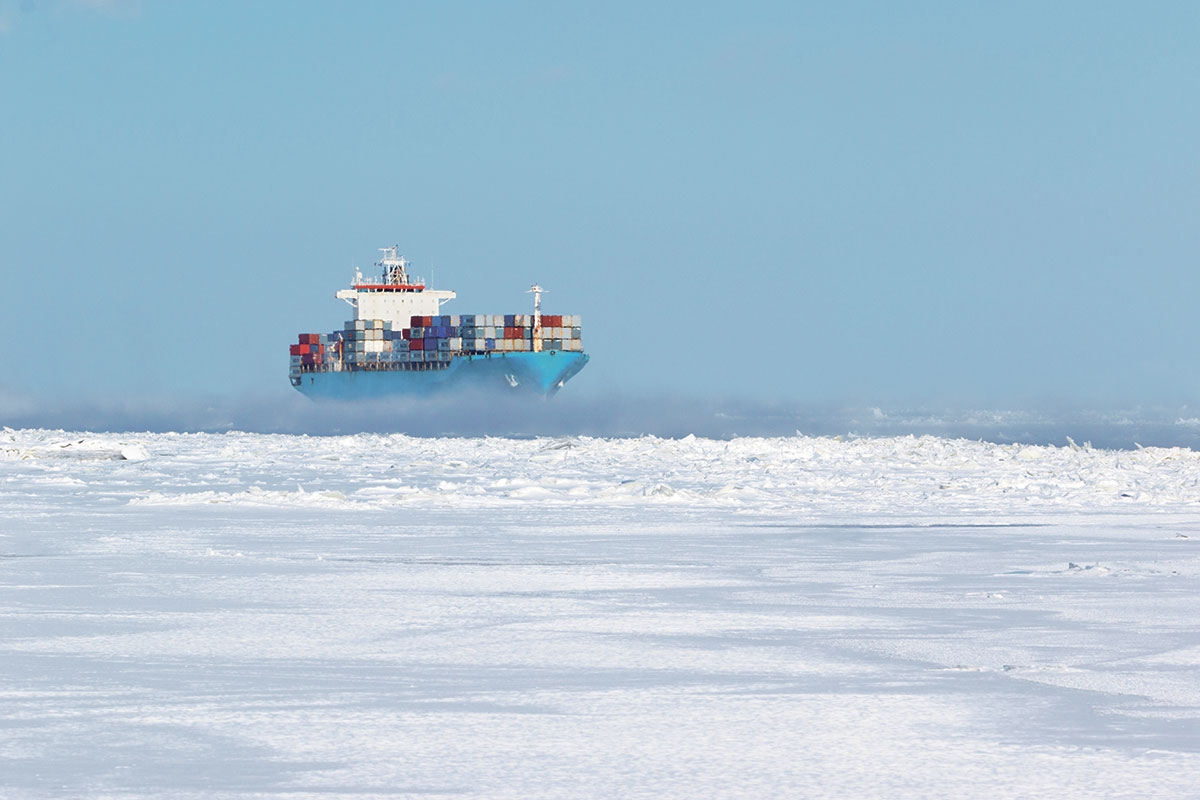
[534, 314, 584, 353]
[290, 333, 327, 371]
[338, 318, 415, 368]
[293, 312, 583, 374]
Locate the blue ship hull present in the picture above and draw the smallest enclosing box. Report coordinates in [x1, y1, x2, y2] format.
[293, 351, 589, 400]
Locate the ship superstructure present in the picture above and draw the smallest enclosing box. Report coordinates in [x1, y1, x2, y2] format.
[289, 246, 589, 398]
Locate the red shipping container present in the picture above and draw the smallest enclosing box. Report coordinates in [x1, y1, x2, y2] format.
[410, 315, 422, 327]
[410, 339, 424, 351]
[300, 333, 319, 345]
[402, 329, 410, 340]
[318, 344, 325, 355]
[289, 344, 303, 356]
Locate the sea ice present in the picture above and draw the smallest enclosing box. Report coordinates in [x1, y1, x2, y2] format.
[1, 429, 1198, 798]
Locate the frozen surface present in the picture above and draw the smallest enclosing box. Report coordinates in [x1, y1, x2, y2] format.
[2, 429, 1199, 798]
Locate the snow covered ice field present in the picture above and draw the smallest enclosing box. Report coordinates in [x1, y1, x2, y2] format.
[2, 429, 1199, 799]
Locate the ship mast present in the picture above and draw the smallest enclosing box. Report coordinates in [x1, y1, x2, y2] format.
[529, 284, 545, 352]
[377, 245, 409, 285]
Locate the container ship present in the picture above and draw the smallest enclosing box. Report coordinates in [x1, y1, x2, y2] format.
[289, 246, 589, 399]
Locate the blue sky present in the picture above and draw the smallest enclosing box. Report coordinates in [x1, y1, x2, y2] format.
[2, 1, 1197, 416]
